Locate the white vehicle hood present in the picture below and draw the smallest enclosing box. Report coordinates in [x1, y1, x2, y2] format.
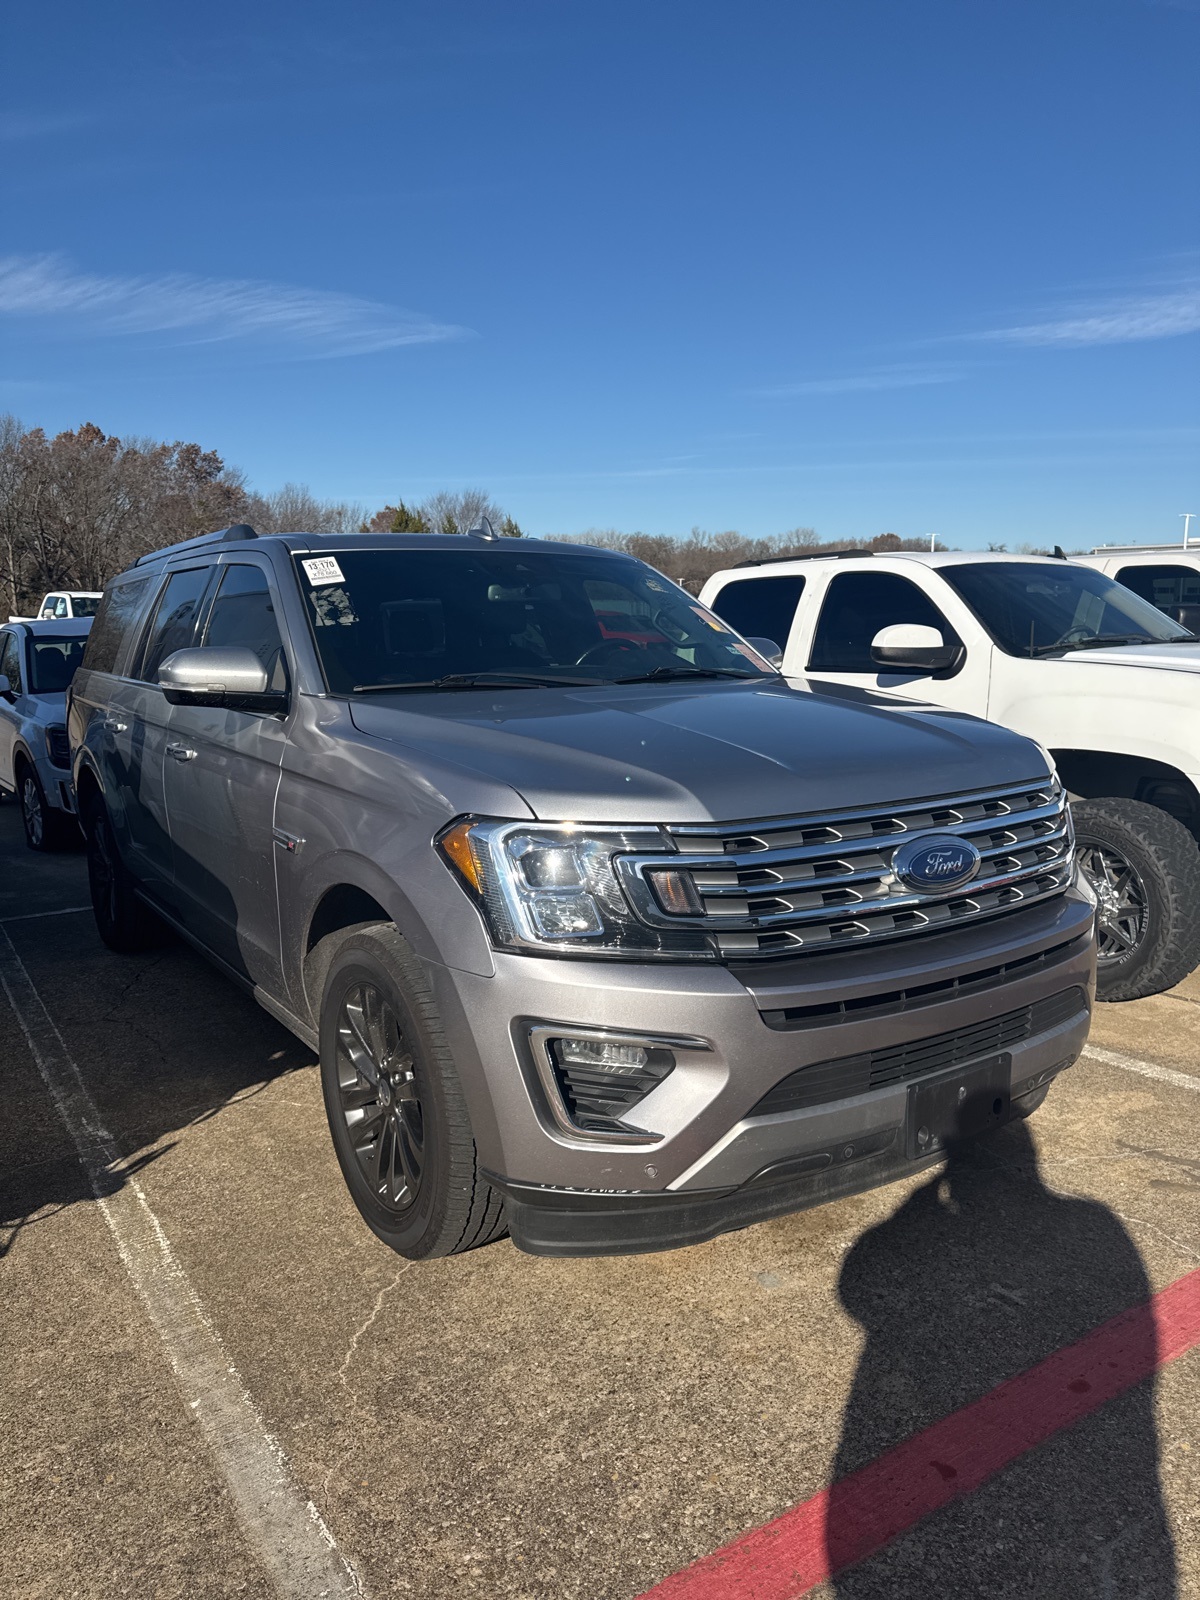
[1060, 642, 1200, 674]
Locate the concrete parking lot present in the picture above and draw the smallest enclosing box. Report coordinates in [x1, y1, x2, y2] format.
[1, 799, 1197, 1600]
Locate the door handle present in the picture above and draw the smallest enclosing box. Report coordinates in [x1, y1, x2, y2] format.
[166, 742, 197, 762]
[102, 716, 127, 733]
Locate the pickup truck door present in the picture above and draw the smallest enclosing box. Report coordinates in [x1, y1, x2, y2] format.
[160, 559, 288, 994]
[793, 565, 993, 716]
[0, 629, 23, 788]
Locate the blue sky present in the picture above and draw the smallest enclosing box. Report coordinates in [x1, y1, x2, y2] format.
[2, 0, 1196, 547]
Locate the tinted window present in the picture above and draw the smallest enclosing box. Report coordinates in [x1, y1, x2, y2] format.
[710, 575, 805, 650]
[138, 566, 212, 682]
[294, 548, 773, 694]
[1115, 564, 1200, 612]
[69, 595, 100, 617]
[203, 564, 287, 689]
[0, 632, 22, 696]
[809, 572, 959, 671]
[80, 576, 153, 676]
[29, 636, 87, 694]
[941, 562, 1190, 656]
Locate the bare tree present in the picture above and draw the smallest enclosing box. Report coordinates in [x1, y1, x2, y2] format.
[242, 482, 366, 536]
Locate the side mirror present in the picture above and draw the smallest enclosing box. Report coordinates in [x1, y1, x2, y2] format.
[0, 673, 12, 700]
[870, 624, 962, 674]
[743, 636, 784, 668]
[158, 646, 287, 712]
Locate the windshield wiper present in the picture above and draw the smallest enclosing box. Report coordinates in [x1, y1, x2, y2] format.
[1038, 633, 1193, 656]
[351, 671, 604, 693]
[614, 665, 763, 685]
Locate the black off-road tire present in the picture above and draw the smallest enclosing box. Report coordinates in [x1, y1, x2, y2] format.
[317, 922, 507, 1259]
[83, 792, 164, 953]
[16, 758, 77, 852]
[1073, 797, 1200, 1001]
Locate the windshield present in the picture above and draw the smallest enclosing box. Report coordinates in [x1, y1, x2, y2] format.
[940, 562, 1194, 656]
[294, 547, 774, 694]
[29, 635, 88, 693]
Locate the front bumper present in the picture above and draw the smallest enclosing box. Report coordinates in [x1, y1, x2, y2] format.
[427, 884, 1096, 1254]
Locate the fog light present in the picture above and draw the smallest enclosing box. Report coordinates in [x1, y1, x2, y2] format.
[555, 1037, 652, 1074]
[545, 1033, 677, 1134]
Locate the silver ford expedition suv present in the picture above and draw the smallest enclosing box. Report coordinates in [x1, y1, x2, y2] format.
[67, 525, 1096, 1258]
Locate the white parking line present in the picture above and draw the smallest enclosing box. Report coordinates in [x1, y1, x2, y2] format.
[0, 905, 91, 922]
[1083, 1043, 1200, 1095]
[0, 926, 363, 1599]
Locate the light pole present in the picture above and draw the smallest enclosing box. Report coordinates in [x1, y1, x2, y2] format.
[1182, 513, 1197, 547]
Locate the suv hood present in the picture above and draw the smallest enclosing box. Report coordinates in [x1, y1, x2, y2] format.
[348, 678, 1046, 824]
[1059, 641, 1200, 673]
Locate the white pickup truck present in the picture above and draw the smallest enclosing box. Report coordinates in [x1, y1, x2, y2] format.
[701, 550, 1200, 1000]
[8, 591, 103, 624]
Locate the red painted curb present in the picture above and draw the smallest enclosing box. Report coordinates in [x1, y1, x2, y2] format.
[636, 1266, 1200, 1600]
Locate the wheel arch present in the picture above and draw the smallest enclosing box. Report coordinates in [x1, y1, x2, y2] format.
[1050, 749, 1200, 832]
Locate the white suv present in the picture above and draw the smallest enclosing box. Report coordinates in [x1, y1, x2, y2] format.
[702, 550, 1200, 1000]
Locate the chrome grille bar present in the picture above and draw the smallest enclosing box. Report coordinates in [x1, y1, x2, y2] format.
[616, 778, 1074, 961]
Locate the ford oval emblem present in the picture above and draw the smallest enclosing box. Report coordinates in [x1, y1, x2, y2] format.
[892, 833, 982, 893]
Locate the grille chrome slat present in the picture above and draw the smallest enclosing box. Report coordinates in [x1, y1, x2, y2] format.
[618, 779, 1073, 961]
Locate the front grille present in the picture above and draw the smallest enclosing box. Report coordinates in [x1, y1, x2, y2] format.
[617, 779, 1073, 961]
[748, 987, 1086, 1116]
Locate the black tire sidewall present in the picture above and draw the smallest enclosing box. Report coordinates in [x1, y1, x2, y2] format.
[19, 766, 49, 851]
[319, 935, 452, 1257]
[83, 794, 152, 950]
[1074, 798, 1200, 999]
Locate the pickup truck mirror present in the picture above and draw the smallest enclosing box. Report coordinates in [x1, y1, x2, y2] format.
[743, 636, 784, 668]
[158, 646, 288, 712]
[870, 624, 962, 674]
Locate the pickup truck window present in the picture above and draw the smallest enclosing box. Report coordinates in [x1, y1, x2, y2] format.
[809, 572, 960, 672]
[137, 566, 213, 683]
[81, 575, 153, 675]
[295, 548, 771, 694]
[941, 562, 1191, 656]
[1115, 563, 1200, 612]
[66, 595, 100, 618]
[710, 575, 806, 649]
[28, 637, 87, 694]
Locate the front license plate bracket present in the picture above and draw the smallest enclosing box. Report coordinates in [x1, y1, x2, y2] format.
[906, 1053, 1011, 1160]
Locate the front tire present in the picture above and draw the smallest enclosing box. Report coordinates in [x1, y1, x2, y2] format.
[18, 762, 74, 852]
[1073, 797, 1200, 1001]
[317, 923, 507, 1259]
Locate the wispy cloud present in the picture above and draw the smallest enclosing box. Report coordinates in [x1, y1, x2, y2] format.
[0, 254, 469, 357]
[0, 112, 91, 142]
[748, 365, 962, 398]
[980, 286, 1200, 347]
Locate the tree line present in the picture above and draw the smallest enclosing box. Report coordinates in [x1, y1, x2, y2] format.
[0, 412, 945, 614]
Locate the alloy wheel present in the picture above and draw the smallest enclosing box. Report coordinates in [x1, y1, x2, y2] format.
[22, 776, 44, 848]
[1076, 841, 1148, 966]
[335, 983, 424, 1213]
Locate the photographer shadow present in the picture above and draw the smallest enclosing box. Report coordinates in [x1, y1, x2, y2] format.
[826, 1096, 1177, 1598]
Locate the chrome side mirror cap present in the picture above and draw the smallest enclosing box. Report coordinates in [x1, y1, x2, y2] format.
[158, 646, 286, 711]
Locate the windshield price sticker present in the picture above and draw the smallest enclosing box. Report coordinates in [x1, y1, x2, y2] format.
[301, 556, 345, 586]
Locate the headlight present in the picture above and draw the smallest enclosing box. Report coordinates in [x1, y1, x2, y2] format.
[437, 817, 713, 959]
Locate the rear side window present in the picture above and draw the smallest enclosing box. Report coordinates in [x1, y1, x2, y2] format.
[81, 576, 153, 676]
[809, 572, 959, 672]
[1115, 564, 1200, 611]
[29, 637, 88, 693]
[709, 575, 806, 649]
[203, 564, 287, 689]
[137, 566, 212, 683]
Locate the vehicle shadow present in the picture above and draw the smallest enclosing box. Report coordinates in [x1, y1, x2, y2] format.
[825, 1100, 1177, 1597]
[0, 800, 314, 1261]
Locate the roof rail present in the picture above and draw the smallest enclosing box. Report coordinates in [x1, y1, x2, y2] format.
[733, 549, 875, 569]
[134, 523, 259, 566]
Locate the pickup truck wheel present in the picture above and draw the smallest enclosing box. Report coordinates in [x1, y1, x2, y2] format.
[1073, 797, 1200, 1001]
[318, 924, 507, 1259]
[83, 794, 164, 952]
